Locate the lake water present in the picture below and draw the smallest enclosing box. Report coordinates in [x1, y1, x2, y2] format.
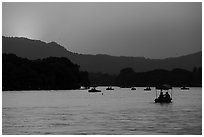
[2, 87, 202, 135]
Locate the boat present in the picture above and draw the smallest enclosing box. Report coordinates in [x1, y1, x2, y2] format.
[144, 86, 151, 91]
[106, 87, 114, 90]
[88, 87, 101, 93]
[131, 87, 136, 90]
[181, 86, 189, 90]
[181, 85, 189, 90]
[154, 84, 173, 103]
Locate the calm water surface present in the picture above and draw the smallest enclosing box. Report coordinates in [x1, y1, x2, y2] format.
[2, 87, 202, 135]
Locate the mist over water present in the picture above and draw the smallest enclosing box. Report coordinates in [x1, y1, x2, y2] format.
[3, 87, 201, 135]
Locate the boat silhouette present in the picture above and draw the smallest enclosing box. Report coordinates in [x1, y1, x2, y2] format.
[144, 86, 151, 91]
[88, 87, 101, 93]
[154, 84, 172, 103]
[181, 85, 190, 90]
[181, 87, 189, 90]
[131, 87, 136, 90]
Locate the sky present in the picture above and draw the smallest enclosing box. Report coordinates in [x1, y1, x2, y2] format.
[2, 2, 202, 59]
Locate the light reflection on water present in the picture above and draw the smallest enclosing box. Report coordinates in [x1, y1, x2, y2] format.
[2, 87, 202, 134]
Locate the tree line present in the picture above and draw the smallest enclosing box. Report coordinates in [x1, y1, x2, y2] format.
[116, 67, 201, 87]
[3, 53, 90, 91]
[3, 53, 202, 91]
[89, 67, 202, 87]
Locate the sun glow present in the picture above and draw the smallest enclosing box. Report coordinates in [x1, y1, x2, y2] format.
[3, 13, 45, 40]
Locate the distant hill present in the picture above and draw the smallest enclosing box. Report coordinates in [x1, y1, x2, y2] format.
[2, 36, 202, 74]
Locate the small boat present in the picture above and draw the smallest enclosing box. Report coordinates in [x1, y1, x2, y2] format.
[181, 86, 189, 90]
[131, 87, 136, 90]
[144, 87, 151, 91]
[88, 87, 101, 93]
[106, 87, 114, 90]
[155, 84, 173, 103]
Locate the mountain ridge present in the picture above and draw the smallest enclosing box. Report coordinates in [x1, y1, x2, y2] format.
[2, 36, 202, 74]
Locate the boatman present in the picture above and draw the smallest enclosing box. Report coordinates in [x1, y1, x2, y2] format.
[158, 91, 164, 99]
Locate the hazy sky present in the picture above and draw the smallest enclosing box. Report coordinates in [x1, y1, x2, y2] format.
[2, 2, 202, 59]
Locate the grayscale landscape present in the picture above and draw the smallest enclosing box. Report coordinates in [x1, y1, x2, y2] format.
[2, 2, 202, 135]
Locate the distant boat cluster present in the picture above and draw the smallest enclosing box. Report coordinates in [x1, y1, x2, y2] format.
[85, 85, 190, 104]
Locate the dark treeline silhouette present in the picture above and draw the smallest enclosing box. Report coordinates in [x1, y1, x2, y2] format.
[89, 67, 202, 87]
[2, 53, 201, 91]
[116, 67, 202, 87]
[3, 53, 90, 91]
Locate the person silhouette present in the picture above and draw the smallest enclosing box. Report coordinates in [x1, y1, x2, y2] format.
[164, 92, 170, 99]
[158, 91, 164, 99]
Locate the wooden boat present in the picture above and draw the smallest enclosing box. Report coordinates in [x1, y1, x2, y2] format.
[181, 86, 189, 90]
[144, 87, 151, 91]
[88, 87, 101, 93]
[155, 84, 173, 103]
[131, 87, 136, 90]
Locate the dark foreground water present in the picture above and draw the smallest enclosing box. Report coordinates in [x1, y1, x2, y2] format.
[2, 87, 202, 135]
